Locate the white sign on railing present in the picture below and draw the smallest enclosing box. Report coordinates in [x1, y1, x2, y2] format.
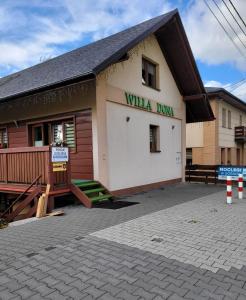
[51, 147, 69, 162]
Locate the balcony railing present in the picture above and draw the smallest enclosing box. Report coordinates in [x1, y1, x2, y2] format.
[0, 146, 70, 189]
[235, 126, 246, 143]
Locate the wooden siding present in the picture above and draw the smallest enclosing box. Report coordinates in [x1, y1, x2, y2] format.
[3, 109, 93, 180]
[8, 127, 27, 148]
[71, 110, 93, 179]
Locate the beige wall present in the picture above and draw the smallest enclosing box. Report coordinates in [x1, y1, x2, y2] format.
[0, 80, 96, 124]
[186, 97, 246, 165]
[186, 122, 203, 148]
[105, 35, 183, 112]
[95, 34, 186, 190]
[218, 100, 246, 147]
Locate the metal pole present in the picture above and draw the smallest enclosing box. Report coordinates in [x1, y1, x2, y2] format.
[238, 174, 243, 200]
[227, 176, 232, 204]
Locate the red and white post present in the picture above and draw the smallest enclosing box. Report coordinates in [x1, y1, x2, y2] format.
[238, 174, 243, 200]
[226, 176, 232, 204]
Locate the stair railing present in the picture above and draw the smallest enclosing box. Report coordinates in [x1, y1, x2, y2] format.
[0, 175, 42, 220]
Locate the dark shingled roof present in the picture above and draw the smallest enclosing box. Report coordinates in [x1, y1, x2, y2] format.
[0, 9, 214, 122]
[0, 10, 176, 102]
[205, 87, 246, 112]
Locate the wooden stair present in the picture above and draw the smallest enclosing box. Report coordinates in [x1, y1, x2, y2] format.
[70, 180, 113, 208]
[0, 176, 42, 223]
[1, 186, 42, 222]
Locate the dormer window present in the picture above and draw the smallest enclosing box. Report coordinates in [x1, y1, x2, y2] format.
[142, 58, 157, 89]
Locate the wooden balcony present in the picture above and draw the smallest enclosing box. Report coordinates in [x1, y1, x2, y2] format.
[235, 126, 246, 143]
[0, 146, 71, 194]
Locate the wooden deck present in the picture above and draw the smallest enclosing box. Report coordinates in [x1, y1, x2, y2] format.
[0, 146, 73, 221]
[0, 183, 71, 196]
[0, 146, 71, 191]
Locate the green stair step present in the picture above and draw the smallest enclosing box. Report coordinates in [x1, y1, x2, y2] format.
[84, 188, 105, 195]
[75, 182, 99, 188]
[91, 194, 112, 204]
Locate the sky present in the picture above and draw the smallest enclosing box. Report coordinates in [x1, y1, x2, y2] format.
[0, 0, 246, 100]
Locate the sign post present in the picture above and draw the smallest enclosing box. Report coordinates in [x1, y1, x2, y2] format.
[226, 176, 232, 204]
[51, 147, 69, 172]
[238, 174, 243, 200]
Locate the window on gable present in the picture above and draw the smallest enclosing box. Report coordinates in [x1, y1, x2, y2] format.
[0, 128, 8, 149]
[142, 58, 157, 89]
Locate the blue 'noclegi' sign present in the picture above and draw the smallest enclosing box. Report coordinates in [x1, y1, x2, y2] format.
[218, 166, 246, 180]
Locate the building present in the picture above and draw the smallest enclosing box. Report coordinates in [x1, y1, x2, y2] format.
[186, 87, 246, 166]
[0, 9, 213, 216]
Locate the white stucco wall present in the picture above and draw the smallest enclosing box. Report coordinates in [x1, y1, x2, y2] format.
[106, 102, 182, 190]
[186, 122, 204, 148]
[96, 34, 185, 190]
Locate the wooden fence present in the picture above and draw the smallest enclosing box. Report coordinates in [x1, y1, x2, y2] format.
[185, 165, 219, 184]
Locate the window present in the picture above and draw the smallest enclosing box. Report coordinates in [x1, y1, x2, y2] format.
[228, 110, 231, 129]
[186, 148, 192, 165]
[142, 58, 157, 89]
[237, 148, 241, 165]
[221, 148, 225, 165]
[52, 121, 75, 149]
[64, 121, 75, 149]
[53, 124, 63, 144]
[0, 128, 8, 149]
[222, 108, 226, 128]
[32, 125, 44, 146]
[227, 148, 231, 165]
[30, 118, 76, 150]
[240, 115, 242, 126]
[149, 125, 160, 152]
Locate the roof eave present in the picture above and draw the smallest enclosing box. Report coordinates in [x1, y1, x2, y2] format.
[93, 9, 178, 75]
[0, 73, 95, 104]
[207, 90, 246, 113]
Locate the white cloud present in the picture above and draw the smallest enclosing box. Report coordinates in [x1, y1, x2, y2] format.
[0, 0, 173, 74]
[0, 0, 245, 102]
[232, 83, 246, 101]
[183, 0, 246, 71]
[204, 80, 225, 88]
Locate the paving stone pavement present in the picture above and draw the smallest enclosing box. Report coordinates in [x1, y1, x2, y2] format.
[2, 183, 246, 299]
[1, 235, 246, 300]
[92, 190, 246, 273]
[0, 183, 222, 263]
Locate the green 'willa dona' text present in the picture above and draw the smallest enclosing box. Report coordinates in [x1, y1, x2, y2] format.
[125, 92, 174, 117]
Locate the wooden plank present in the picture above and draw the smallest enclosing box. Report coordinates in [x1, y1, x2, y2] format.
[70, 184, 92, 208]
[185, 176, 217, 183]
[185, 165, 218, 170]
[0, 146, 49, 154]
[185, 171, 216, 177]
[43, 184, 50, 215]
[5, 187, 41, 222]
[36, 194, 46, 218]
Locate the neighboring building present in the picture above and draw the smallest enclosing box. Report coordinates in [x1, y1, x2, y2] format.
[0, 9, 213, 207]
[186, 87, 246, 166]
